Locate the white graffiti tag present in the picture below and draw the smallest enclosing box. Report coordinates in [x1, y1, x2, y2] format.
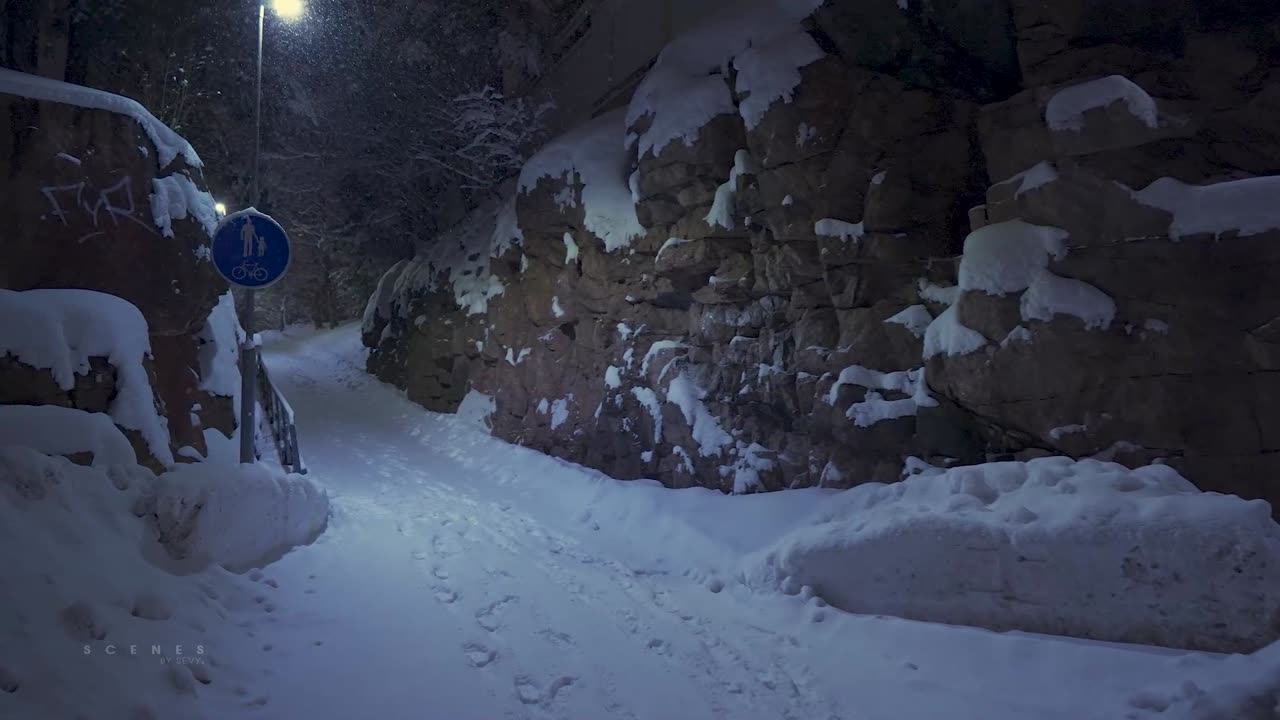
[40, 176, 158, 241]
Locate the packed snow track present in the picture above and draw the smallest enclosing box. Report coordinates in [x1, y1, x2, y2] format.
[212, 325, 1253, 720]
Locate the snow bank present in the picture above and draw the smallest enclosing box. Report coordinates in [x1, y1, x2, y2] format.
[1045, 75, 1159, 132]
[958, 220, 1115, 330]
[149, 173, 219, 240]
[626, 0, 824, 157]
[519, 109, 644, 252]
[0, 289, 172, 466]
[147, 462, 329, 573]
[0, 405, 136, 466]
[0, 67, 201, 168]
[0, 447, 310, 719]
[1125, 640, 1280, 719]
[743, 457, 1280, 652]
[1133, 175, 1280, 240]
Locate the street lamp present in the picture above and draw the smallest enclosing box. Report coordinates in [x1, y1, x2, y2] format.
[240, 0, 306, 463]
[271, 0, 305, 21]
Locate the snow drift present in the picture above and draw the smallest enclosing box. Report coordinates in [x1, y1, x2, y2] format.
[0, 446, 328, 719]
[1125, 640, 1280, 720]
[145, 462, 330, 574]
[0, 405, 137, 467]
[743, 457, 1280, 653]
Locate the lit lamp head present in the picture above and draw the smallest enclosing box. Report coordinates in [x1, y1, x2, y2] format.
[215, 202, 228, 216]
[269, 0, 305, 21]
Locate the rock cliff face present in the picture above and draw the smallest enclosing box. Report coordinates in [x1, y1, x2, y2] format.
[364, 0, 1280, 510]
[0, 71, 238, 469]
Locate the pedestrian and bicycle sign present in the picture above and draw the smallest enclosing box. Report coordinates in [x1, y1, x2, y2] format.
[211, 209, 292, 289]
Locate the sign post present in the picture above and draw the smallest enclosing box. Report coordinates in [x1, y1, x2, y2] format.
[210, 209, 292, 463]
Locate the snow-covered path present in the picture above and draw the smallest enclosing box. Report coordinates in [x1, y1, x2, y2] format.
[214, 325, 1216, 720]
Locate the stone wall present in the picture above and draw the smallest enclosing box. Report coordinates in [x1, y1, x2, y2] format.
[365, 0, 1280, 511]
[0, 73, 235, 468]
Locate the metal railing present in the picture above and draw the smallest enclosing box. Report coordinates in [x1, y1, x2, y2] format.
[256, 355, 307, 474]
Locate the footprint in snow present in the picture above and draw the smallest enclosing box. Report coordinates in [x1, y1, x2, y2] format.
[463, 643, 496, 668]
[514, 677, 542, 705]
[474, 596, 515, 632]
[646, 638, 672, 657]
[537, 629, 575, 647]
[514, 675, 577, 705]
[434, 587, 458, 604]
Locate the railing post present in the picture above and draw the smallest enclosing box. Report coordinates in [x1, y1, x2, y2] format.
[253, 355, 306, 474]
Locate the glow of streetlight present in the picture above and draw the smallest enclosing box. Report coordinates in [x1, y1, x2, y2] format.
[269, 0, 305, 21]
[215, 202, 228, 216]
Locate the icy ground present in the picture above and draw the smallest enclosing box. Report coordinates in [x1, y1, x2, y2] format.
[198, 324, 1268, 720]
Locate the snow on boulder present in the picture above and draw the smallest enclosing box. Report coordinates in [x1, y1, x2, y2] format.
[732, 29, 825, 130]
[958, 220, 1116, 330]
[704, 150, 756, 230]
[0, 289, 173, 466]
[363, 189, 521, 328]
[195, 292, 244, 407]
[826, 365, 937, 427]
[666, 373, 733, 458]
[922, 304, 988, 359]
[149, 172, 219, 240]
[625, 0, 824, 157]
[146, 462, 329, 574]
[958, 219, 1069, 295]
[0, 406, 137, 467]
[742, 457, 1280, 653]
[362, 258, 411, 338]
[194, 292, 245, 464]
[1132, 174, 1280, 241]
[455, 389, 496, 433]
[0, 68, 201, 168]
[1045, 75, 1160, 132]
[519, 109, 644, 252]
[815, 218, 864, 241]
[883, 304, 933, 338]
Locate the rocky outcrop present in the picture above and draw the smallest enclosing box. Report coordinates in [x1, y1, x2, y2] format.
[365, 1, 1280, 512]
[0, 71, 237, 467]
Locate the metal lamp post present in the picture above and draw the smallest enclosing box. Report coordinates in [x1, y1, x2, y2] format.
[240, 0, 305, 463]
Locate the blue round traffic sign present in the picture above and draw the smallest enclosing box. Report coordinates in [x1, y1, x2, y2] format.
[211, 209, 292, 289]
